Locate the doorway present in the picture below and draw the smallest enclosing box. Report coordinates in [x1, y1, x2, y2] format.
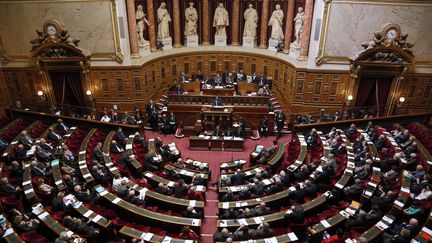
[49, 71, 85, 116]
[355, 76, 393, 117]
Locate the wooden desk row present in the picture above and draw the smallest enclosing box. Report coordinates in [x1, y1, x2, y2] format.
[189, 136, 245, 151]
[94, 185, 201, 231]
[119, 225, 194, 243]
[52, 127, 78, 191]
[102, 131, 121, 177]
[2, 121, 40, 159]
[125, 134, 143, 173]
[143, 171, 207, 193]
[78, 128, 96, 185]
[215, 134, 354, 229]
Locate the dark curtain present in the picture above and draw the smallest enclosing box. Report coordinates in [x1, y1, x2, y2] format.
[355, 76, 376, 108]
[49, 71, 84, 107]
[376, 77, 393, 114]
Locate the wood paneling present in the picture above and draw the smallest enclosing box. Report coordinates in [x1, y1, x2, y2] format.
[1, 51, 430, 117]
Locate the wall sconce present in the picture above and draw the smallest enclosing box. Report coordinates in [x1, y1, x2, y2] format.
[86, 90, 94, 100]
[346, 95, 353, 105]
[37, 90, 46, 101]
[397, 96, 405, 108]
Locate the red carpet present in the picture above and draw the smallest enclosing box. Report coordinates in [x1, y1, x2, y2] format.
[143, 131, 292, 242]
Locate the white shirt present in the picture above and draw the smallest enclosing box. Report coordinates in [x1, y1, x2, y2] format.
[101, 116, 111, 122]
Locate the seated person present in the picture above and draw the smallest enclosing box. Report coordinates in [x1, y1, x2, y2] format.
[100, 114, 111, 122]
[284, 205, 305, 224]
[39, 138, 54, 153]
[179, 72, 188, 83]
[212, 96, 224, 107]
[258, 85, 270, 96]
[57, 119, 69, 133]
[178, 226, 199, 240]
[134, 132, 148, 148]
[74, 185, 98, 203]
[15, 144, 27, 162]
[91, 165, 111, 185]
[47, 127, 61, 141]
[156, 183, 173, 196]
[18, 131, 34, 147]
[31, 160, 52, 177]
[12, 214, 39, 233]
[187, 186, 204, 201]
[182, 206, 202, 218]
[124, 190, 146, 206]
[214, 74, 223, 86]
[110, 140, 124, 154]
[92, 142, 105, 165]
[9, 161, 24, 184]
[52, 192, 70, 212]
[35, 145, 53, 161]
[195, 70, 204, 81]
[345, 124, 358, 137]
[116, 127, 127, 145]
[0, 137, 8, 151]
[213, 125, 222, 137]
[36, 178, 53, 195]
[224, 128, 234, 137]
[0, 176, 21, 196]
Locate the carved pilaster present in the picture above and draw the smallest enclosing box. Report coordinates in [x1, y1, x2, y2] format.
[231, 0, 240, 46]
[299, 0, 314, 58]
[126, 0, 140, 57]
[283, 0, 295, 53]
[172, 0, 182, 47]
[202, 0, 210, 45]
[259, 0, 270, 49]
[146, 0, 157, 51]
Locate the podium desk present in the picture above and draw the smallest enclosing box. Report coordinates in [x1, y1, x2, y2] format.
[202, 87, 235, 96]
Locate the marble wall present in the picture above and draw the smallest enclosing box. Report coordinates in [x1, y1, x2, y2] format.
[0, 0, 116, 59]
[323, 1, 432, 63]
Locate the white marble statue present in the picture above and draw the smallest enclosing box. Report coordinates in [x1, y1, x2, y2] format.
[136, 4, 149, 45]
[243, 4, 258, 38]
[293, 7, 304, 45]
[213, 2, 229, 36]
[184, 2, 198, 36]
[268, 4, 284, 42]
[157, 2, 171, 41]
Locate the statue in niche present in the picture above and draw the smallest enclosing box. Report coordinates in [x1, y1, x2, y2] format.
[157, 2, 171, 41]
[268, 4, 284, 42]
[213, 2, 229, 36]
[293, 7, 304, 45]
[136, 4, 149, 45]
[184, 2, 198, 36]
[243, 3, 258, 38]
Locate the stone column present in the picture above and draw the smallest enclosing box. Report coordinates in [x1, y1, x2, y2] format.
[283, 0, 295, 53]
[202, 0, 210, 45]
[231, 0, 240, 46]
[300, 0, 314, 58]
[146, 0, 157, 51]
[126, 0, 140, 57]
[172, 0, 181, 47]
[259, 0, 270, 49]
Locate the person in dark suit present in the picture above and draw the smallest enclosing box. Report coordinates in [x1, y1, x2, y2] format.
[74, 185, 98, 203]
[251, 73, 258, 83]
[254, 202, 271, 216]
[39, 139, 54, 153]
[306, 128, 319, 147]
[182, 206, 202, 218]
[18, 131, 34, 147]
[47, 127, 61, 141]
[237, 118, 246, 138]
[213, 228, 232, 242]
[260, 116, 269, 137]
[214, 74, 223, 86]
[179, 72, 188, 83]
[168, 112, 177, 134]
[213, 125, 222, 137]
[57, 119, 69, 133]
[173, 84, 184, 95]
[221, 191, 238, 202]
[275, 110, 286, 136]
[116, 127, 126, 144]
[212, 96, 224, 107]
[35, 145, 53, 161]
[124, 190, 146, 206]
[173, 179, 189, 198]
[230, 169, 246, 185]
[195, 70, 204, 81]
[52, 192, 69, 212]
[374, 135, 386, 152]
[224, 128, 234, 137]
[134, 132, 147, 148]
[332, 111, 341, 121]
[237, 69, 247, 82]
[249, 179, 264, 196]
[289, 184, 306, 203]
[156, 182, 172, 195]
[110, 140, 124, 154]
[9, 161, 24, 184]
[92, 142, 105, 165]
[146, 100, 155, 116]
[303, 180, 318, 198]
[91, 165, 111, 185]
[31, 160, 52, 177]
[0, 177, 19, 196]
[344, 179, 364, 197]
[15, 144, 27, 162]
[284, 205, 305, 224]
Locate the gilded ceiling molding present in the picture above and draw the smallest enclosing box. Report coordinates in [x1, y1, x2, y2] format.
[314, 0, 332, 65]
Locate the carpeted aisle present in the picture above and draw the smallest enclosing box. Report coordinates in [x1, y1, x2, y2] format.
[144, 131, 291, 242]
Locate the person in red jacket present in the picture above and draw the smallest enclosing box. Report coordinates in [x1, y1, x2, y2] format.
[178, 226, 198, 241]
[322, 228, 344, 243]
[187, 186, 204, 201]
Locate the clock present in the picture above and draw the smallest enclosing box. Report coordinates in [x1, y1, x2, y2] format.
[46, 25, 58, 36]
[386, 28, 397, 40]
